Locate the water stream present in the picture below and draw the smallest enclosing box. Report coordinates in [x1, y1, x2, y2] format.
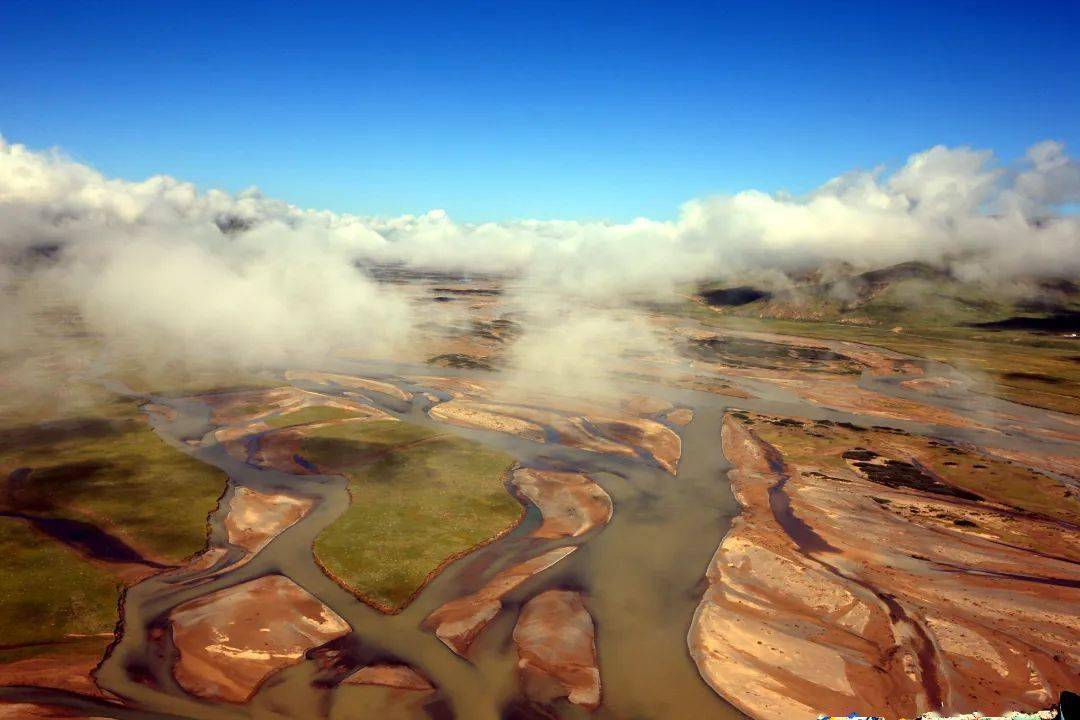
[2, 344, 1077, 720]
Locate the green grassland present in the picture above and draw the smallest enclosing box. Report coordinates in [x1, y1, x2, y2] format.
[263, 405, 363, 430]
[0, 395, 226, 654]
[681, 301, 1080, 414]
[0, 307, 278, 653]
[1, 406, 226, 563]
[308, 419, 520, 611]
[0, 518, 120, 647]
[109, 362, 283, 398]
[743, 414, 1079, 526]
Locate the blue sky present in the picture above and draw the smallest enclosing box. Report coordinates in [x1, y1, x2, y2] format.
[2, 0, 1078, 221]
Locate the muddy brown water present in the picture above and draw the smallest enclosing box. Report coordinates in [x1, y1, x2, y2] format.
[2, 347, 1078, 720]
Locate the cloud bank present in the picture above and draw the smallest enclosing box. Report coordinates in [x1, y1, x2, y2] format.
[1, 134, 1078, 395]
[3, 135, 1078, 290]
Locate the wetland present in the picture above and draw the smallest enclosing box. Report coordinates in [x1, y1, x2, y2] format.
[1, 275, 1078, 720]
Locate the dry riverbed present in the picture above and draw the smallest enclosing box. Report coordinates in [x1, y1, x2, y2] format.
[690, 412, 1080, 719]
[4, 288, 1079, 720]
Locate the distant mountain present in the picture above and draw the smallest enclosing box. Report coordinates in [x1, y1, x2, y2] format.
[697, 261, 1080, 331]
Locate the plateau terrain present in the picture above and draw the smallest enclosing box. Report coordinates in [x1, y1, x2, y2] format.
[1, 263, 1077, 720]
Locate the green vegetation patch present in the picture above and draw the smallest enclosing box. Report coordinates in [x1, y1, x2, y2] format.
[0, 378, 226, 661]
[113, 365, 283, 398]
[0, 516, 120, 647]
[262, 405, 364, 430]
[685, 309, 1080, 414]
[687, 335, 864, 374]
[309, 420, 520, 611]
[742, 413, 1080, 525]
[1, 404, 226, 564]
[927, 446, 1080, 525]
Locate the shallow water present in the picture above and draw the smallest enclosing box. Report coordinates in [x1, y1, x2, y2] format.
[2, 346, 1077, 719]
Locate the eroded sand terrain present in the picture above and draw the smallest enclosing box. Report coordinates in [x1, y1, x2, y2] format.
[511, 468, 612, 539]
[691, 413, 1079, 719]
[428, 396, 683, 473]
[170, 574, 351, 702]
[424, 547, 579, 656]
[514, 590, 601, 711]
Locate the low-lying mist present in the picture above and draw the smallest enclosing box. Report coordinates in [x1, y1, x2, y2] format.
[2, 135, 1078, 412]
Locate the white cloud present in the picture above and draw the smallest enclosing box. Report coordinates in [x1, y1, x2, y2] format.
[0, 136, 414, 377]
[1, 134, 1078, 394]
[1009, 140, 1080, 212]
